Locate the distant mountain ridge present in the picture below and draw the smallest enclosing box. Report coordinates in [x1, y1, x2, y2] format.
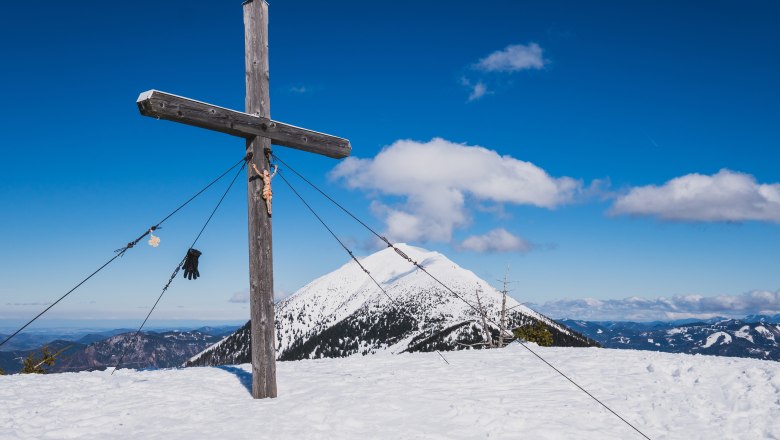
[0, 329, 132, 352]
[562, 318, 780, 361]
[188, 244, 596, 367]
[0, 327, 238, 374]
[55, 330, 221, 372]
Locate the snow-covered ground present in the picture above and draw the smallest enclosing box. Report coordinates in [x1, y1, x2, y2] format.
[2, 345, 779, 439]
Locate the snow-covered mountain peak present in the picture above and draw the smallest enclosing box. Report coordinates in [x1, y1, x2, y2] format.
[325, 243, 455, 286]
[188, 244, 595, 366]
[277, 243, 511, 323]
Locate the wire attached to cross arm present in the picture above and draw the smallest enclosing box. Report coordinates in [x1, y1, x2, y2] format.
[112, 159, 247, 374]
[274, 169, 449, 364]
[271, 152, 652, 440]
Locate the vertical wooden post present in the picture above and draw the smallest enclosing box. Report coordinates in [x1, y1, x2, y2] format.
[475, 288, 493, 348]
[499, 271, 508, 348]
[244, 0, 277, 399]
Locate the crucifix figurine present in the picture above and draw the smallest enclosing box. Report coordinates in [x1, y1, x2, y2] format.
[251, 162, 277, 215]
[134, 0, 351, 399]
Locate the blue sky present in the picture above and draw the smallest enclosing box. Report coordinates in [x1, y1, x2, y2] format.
[1, 0, 779, 326]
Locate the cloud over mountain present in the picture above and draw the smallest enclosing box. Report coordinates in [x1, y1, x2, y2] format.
[458, 228, 533, 253]
[330, 138, 581, 243]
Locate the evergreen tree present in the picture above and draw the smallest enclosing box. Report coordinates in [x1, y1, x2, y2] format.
[21, 345, 64, 374]
[513, 322, 554, 347]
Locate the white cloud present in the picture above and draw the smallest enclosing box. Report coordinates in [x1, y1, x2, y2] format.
[534, 290, 780, 321]
[290, 86, 308, 94]
[475, 43, 546, 72]
[461, 43, 546, 100]
[330, 138, 582, 243]
[610, 169, 780, 223]
[460, 77, 490, 102]
[228, 290, 249, 303]
[459, 228, 533, 253]
[228, 288, 289, 303]
[469, 81, 488, 101]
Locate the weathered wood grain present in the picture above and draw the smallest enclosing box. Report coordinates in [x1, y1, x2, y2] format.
[137, 89, 351, 159]
[244, 0, 277, 399]
[135, 0, 352, 400]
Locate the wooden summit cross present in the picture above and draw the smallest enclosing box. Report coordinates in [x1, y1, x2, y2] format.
[135, 0, 350, 399]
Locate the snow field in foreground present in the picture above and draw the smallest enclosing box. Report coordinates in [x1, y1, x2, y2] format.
[2, 344, 779, 440]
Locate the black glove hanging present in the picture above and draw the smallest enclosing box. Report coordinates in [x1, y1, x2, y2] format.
[182, 248, 202, 280]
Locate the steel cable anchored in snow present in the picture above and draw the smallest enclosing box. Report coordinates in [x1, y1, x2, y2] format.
[113, 160, 247, 374]
[0, 156, 247, 350]
[272, 153, 653, 440]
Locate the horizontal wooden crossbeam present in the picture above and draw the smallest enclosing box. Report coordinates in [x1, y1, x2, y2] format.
[136, 90, 351, 159]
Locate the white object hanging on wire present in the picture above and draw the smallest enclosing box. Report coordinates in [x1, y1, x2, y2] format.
[148, 229, 161, 247]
